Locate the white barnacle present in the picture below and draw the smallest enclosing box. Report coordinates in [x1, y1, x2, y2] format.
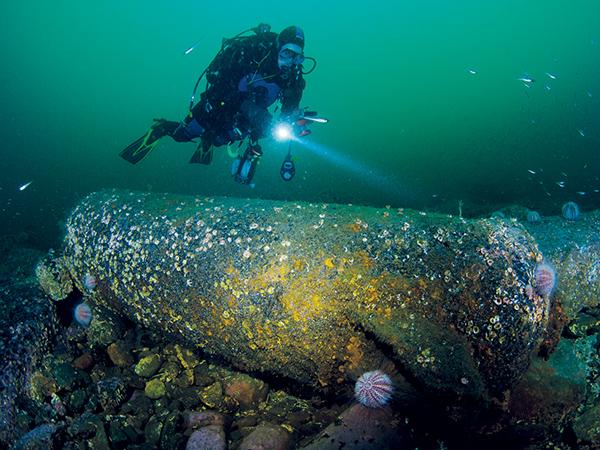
[243, 248, 252, 259]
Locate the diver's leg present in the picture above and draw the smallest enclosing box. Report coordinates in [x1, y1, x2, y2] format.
[170, 116, 205, 142]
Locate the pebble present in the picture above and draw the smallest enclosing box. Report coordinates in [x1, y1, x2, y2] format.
[134, 354, 162, 378]
[186, 425, 226, 450]
[186, 410, 226, 429]
[73, 353, 94, 371]
[107, 341, 134, 368]
[144, 379, 166, 399]
[239, 422, 291, 450]
[225, 373, 268, 410]
[200, 381, 223, 408]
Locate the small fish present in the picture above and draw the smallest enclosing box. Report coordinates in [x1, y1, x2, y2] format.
[576, 191, 586, 196]
[545, 85, 551, 91]
[556, 181, 566, 188]
[468, 68, 477, 75]
[527, 169, 536, 175]
[303, 116, 329, 124]
[587, 91, 593, 98]
[517, 76, 535, 84]
[578, 129, 586, 137]
[545, 72, 557, 80]
[593, 189, 599, 193]
[184, 39, 202, 55]
[19, 181, 33, 191]
[561, 172, 568, 178]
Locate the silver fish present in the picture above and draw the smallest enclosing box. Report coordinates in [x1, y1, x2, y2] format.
[19, 181, 33, 191]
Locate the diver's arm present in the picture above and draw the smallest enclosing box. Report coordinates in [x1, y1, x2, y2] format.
[280, 77, 306, 119]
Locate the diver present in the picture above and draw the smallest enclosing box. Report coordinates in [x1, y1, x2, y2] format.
[120, 24, 314, 185]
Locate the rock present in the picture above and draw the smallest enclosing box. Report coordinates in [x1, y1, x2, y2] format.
[68, 412, 109, 450]
[300, 404, 410, 450]
[572, 401, 600, 446]
[193, 363, 214, 387]
[200, 381, 223, 409]
[175, 369, 195, 388]
[107, 341, 134, 368]
[108, 417, 140, 447]
[159, 411, 183, 449]
[185, 410, 225, 429]
[186, 425, 226, 450]
[53, 362, 81, 390]
[175, 344, 200, 370]
[134, 354, 162, 378]
[12, 423, 60, 450]
[68, 412, 99, 437]
[29, 372, 58, 400]
[86, 307, 127, 347]
[507, 337, 590, 439]
[239, 422, 291, 450]
[73, 353, 94, 371]
[144, 379, 166, 400]
[96, 376, 127, 412]
[0, 270, 58, 445]
[225, 373, 268, 410]
[68, 389, 88, 413]
[144, 415, 163, 447]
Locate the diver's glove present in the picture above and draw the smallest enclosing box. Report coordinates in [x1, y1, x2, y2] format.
[278, 109, 312, 138]
[292, 117, 311, 138]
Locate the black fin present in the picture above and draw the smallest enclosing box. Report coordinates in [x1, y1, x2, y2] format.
[189, 147, 213, 165]
[119, 134, 155, 165]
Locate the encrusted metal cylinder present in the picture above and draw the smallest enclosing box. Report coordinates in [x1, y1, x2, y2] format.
[41, 190, 551, 398]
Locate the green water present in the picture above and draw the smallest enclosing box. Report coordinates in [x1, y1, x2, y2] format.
[1, 0, 599, 247]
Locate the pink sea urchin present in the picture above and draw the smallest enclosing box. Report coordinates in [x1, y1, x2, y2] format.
[534, 262, 556, 297]
[74, 303, 93, 327]
[83, 273, 97, 291]
[354, 370, 393, 408]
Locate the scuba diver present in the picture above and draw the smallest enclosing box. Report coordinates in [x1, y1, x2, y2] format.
[120, 24, 322, 184]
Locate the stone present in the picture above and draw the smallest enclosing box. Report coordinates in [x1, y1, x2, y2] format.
[12, 424, 60, 450]
[134, 354, 162, 378]
[185, 410, 226, 429]
[107, 341, 134, 368]
[54, 361, 81, 390]
[507, 337, 589, 436]
[239, 422, 291, 450]
[572, 401, 600, 445]
[144, 415, 163, 447]
[200, 381, 223, 409]
[225, 373, 268, 410]
[175, 344, 200, 370]
[145, 379, 167, 400]
[73, 353, 94, 371]
[186, 425, 226, 450]
[159, 411, 183, 449]
[96, 376, 127, 412]
[299, 404, 411, 450]
[68, 389, 88, 413]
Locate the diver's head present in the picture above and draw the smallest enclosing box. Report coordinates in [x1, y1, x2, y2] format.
[277, 26, 305, 76]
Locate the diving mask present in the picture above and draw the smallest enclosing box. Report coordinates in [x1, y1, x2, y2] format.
[278, 43, 304, 70]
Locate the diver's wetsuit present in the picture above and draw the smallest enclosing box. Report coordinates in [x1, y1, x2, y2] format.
[158, 31, 306, 154]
